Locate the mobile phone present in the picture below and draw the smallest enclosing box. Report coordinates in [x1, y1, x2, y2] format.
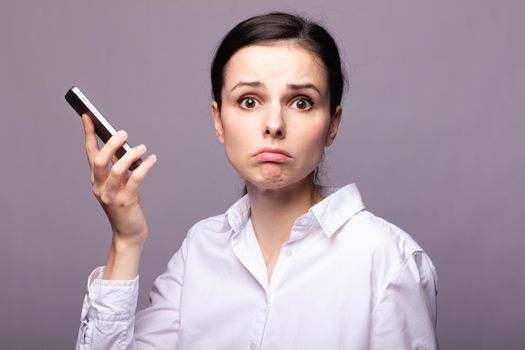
[65, 86, 143, 171]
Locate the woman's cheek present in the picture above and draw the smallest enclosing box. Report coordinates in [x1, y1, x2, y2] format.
[222, 123, 253, 172]
[302, 119, 329, 154]
[223, 137, 243, 168]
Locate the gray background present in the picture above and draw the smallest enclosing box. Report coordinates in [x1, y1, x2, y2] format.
[1, 0, 524, 349]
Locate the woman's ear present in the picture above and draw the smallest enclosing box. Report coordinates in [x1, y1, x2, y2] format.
[325, 105, 342, 147]
[211, 101, 225, 144]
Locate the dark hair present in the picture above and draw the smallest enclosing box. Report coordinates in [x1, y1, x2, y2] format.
[211, 12, 347, 117]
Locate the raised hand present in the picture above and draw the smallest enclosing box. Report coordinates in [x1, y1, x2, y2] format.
[81, 113, 157, 279]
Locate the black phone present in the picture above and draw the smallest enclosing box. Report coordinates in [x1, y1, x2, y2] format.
[65, 86, 143, 171]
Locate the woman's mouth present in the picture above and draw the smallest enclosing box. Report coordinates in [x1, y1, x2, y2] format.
[253, 148, 292, 163]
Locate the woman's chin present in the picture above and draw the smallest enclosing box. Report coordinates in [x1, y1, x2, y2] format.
[245, 172, 314, 192]
[246, 178, 288, 191]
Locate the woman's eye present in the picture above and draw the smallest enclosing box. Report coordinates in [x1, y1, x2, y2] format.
[292, 98, 313, 110]
[238, 97, 259, 109]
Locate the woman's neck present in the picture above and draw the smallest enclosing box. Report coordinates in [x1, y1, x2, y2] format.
[246, 175, 323, 248]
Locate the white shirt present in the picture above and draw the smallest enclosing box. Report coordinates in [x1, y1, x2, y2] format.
[76, 183, 438, 350]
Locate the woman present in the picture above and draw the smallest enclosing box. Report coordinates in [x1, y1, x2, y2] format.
[76, 12, 438, 350]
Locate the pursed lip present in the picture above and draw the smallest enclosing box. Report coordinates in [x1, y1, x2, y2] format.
[253, 147, 293, 163]
[253, 147, 292, 158]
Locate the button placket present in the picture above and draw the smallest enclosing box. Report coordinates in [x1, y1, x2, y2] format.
[248, 302, 268, 350]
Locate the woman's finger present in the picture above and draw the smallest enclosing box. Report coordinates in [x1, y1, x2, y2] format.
[125, 154, 158, 195]
[81, 114, 99, 172]
[92, 130, 128, 186]
[104, 144, 148, 196]
[110, 155, 130, 186]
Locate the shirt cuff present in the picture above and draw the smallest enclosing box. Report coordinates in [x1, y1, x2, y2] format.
[83, 266, 139, 321]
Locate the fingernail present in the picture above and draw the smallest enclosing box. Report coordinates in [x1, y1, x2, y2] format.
[117, 130, 127, 137]
[137, 144, 146, 151]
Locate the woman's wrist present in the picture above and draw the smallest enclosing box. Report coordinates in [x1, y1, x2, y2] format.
[103, 237, 145, 280]
[112, 229, 148, 250]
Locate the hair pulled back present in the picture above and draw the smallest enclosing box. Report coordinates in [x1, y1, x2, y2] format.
[211, 12, 347, 117]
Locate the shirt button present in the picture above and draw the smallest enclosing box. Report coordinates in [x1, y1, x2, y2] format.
[232, 237, 238, 245]
[284, 249, 293, 257]
[250, 343, 258, 350]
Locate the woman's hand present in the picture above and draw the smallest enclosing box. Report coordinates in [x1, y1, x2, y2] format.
[81, 114, 157, 279]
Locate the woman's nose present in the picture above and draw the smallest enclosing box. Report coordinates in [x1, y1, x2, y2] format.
[264, 106, 286, 138]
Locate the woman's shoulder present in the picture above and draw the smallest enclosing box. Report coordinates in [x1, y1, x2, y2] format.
[349, 210, 423, 253]
[187, 212, 231, 237]
[343, 209, 436, 279]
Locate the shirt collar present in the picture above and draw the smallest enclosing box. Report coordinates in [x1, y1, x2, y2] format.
[310, 183, 366, 237]
[225, 194, 250, 234]
[225, 183, 365, 237]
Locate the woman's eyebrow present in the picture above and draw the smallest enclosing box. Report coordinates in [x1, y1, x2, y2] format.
[231, 81, 263, 92]
[230, 81, 321, 95]
[287, 83, 321, 96]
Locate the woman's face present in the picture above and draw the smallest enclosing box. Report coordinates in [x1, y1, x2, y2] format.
[212, 40, 341, 191]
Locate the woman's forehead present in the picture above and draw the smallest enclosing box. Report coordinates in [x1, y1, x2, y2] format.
[222, 41, 328, 93]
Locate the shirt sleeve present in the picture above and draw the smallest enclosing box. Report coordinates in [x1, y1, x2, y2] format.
[76, 237, 189, 350]
[76, 266, 139, 350]
[370, 251, 439, 350]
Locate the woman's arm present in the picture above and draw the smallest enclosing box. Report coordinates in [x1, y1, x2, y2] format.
[75, 113, 159, 349]
[76, 267, 139, 350]
[370, 251, 438, 350]
[76, 236, 188, 349]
